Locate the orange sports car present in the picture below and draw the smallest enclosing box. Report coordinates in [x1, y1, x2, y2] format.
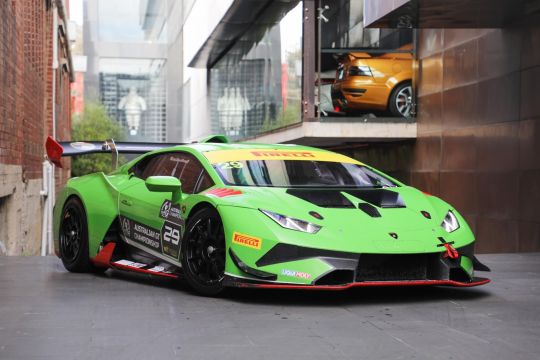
[331, 50, 413, 117]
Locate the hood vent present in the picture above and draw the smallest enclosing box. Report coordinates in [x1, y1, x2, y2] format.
[358, 203, 381, 217]
[344, 189, 406, 208]
[286, 188, 405, 208]
[286, 189, 355, 208]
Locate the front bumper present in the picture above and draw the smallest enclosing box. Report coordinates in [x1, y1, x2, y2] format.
[225, 243, 490, 289]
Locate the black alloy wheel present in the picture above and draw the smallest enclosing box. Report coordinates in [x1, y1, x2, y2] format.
[181, 207, 226, 296]
[59, 197, 93, 272]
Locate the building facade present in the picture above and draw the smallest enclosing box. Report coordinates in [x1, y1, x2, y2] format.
[181, 0, 540, 252]
[363, 0, 540, 253]
[0, 0, 74, 255]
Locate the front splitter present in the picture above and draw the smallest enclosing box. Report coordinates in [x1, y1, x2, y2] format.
[225, 276, 490, 291]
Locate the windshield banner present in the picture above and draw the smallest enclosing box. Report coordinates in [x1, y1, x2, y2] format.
[204, 149, 362, 164]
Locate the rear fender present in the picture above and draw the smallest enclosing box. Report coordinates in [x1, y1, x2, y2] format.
[54, 173, 119, 258]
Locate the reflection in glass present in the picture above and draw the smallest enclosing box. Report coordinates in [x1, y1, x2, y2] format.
[99, 58, 166, 141]
[331, 49, 413, 117]
[210, 3, 303, 139]
[317, 0, 415, 119]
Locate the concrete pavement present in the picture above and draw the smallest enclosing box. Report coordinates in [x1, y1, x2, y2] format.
[0, 254, 539, 360]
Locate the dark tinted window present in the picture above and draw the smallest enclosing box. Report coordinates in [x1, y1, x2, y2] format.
[130, 152, 213, 194]
[214, 160, 396, 188]
[194, 171, 214, 193]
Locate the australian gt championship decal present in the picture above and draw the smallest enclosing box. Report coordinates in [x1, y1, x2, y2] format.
[159, 200, 184, 225]
[120, 216, 163, 253]
[281, 269, 311, 279]
[232, 232, 262, 250]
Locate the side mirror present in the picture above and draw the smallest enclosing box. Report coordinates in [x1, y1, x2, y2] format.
[145, 176, 182, 203]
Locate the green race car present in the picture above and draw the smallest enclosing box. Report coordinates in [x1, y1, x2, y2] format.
[46, 135, 490, 296]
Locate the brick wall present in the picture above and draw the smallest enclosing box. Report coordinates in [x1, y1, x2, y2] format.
[0, 0, 72, 255]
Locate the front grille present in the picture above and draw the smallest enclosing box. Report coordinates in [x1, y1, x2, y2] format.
[356, 253, 441, 282]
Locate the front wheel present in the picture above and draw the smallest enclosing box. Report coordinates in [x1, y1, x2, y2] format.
[181, 207, 226, 296]
[388, 81, 413, 117]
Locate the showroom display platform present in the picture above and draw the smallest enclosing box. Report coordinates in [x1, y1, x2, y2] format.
[0, 254, 539, 360]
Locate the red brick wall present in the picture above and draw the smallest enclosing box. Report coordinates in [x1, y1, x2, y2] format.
[0, 0, 71, 183]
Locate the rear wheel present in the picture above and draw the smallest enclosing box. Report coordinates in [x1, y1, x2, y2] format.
[388, 81, 412, 117]
[59, 197, 93, 272]
[181, 207, 226, 296]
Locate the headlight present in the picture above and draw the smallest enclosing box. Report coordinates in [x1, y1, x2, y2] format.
[441, 210, 460, 233]
[260, 209, 321, 234]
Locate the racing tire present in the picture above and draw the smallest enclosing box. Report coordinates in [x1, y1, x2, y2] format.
[181, 207, 226, 296]
[59, 197, 94, 273]
[388, 81, 413, 117]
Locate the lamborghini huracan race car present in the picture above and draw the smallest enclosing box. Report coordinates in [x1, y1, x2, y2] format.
[46, 135, 490, 296]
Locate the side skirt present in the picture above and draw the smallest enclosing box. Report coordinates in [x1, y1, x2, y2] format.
[91, 242, 181, 279]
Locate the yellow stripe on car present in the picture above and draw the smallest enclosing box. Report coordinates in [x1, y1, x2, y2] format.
[204, 149, 362, 165]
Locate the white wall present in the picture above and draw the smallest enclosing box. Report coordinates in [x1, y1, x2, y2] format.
[182, 0, 234, 141]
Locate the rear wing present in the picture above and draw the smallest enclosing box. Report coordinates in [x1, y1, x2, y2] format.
[45, 137, 182, 169]
[45, 134, 230, 169]
[45, 135, 229, 170]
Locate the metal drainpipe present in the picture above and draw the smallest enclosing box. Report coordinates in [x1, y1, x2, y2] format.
[40, 161, 51, 256]
[44, 3, 59, 255]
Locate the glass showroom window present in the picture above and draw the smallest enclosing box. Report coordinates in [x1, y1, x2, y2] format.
[317, 0, 415, 120]
[97, 0, 168, 43]
[98, 58, 167, 142]
[209, 3, 303, 140]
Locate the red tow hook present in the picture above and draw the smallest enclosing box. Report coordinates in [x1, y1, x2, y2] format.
[442, 243, 459, 259]
[438, 237, 459, 259]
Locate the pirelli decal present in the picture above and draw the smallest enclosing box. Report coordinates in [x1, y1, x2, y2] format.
[232, 232, 262, 250]
[204, 149, 362, 165]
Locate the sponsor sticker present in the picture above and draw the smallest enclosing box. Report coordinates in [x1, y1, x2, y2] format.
[147, 266, 166, 273]
[119, 216, 163, 253]
[114, 260, 147, 268]
[70, 142, 96, 151]
[203, 149, 362, 165]
[281, 269, 311, 279]
[232, 232, 262, 250]
[250, 150, 315, 158]
[159, 200, 184, 225]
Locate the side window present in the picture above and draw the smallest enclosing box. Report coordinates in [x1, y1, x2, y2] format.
[194, 171, 214, 193]
[130, 152, 213, 194]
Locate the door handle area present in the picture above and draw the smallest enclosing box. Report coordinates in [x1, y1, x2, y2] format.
[121, 199, 132, 206]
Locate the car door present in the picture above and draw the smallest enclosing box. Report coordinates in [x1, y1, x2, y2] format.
[118, 151, 214, 262]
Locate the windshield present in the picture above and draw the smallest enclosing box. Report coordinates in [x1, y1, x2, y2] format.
[213, 160, 397, 188]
